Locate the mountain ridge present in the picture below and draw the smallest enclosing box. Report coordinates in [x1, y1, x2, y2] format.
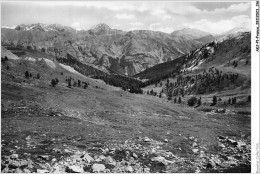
[1, 23, 248, 76]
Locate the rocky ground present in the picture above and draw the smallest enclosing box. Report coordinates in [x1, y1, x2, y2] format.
[1, 104, 251, 173]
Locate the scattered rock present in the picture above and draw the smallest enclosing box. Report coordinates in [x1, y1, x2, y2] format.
[99, 155, 106, 161]
[151, 156, 173, 166]
[19, 160, 29, 167]
[192, 142, 198, 147]
[192, 149, 199, 153]
[104, 156, 115, 165]
[164, 139, 169, 143]
[143, 167, 150, 173]
[237, 141, 246, 148]
[144, 137, 151, 142]
[9, 161, 20, 169]
[15, 168, 23, 173]
[81, 153, 94, 163]
[38, 155, 50, 161]
[227, 139, 237, 145]
[37, 169, 49, 173]
[10, 154, 18, 159]
[189, 136, 194, 140]
[218, 142, 225, 148]
[66, 165, 84, 173]
[23, 168, 31, 173]
[125, 166, 133, 172]
[218, 136, 226, 140]
[92, 163, 106, 172]
[132, 153, 138, 159]
[25, 135, 31, 141]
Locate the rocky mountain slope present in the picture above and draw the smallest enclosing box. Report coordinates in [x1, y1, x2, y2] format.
[134, 31, 250, 81]
[1, 23, 214, 76]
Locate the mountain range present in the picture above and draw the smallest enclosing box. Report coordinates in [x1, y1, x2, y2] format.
[1, 23, 249, 76]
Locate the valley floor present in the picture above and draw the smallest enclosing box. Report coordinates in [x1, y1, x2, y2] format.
[1, 59, 251, 173]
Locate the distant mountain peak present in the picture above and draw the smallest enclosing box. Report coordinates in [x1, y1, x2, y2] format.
[221, 27, 250, 35]
[171, 28, 211, 39]
[89, 23, 113, 35]
[91, 23, 111, 30]
[13, 23, 75, 32]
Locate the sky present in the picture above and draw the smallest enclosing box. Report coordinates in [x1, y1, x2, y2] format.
[1, 1, 251, 34]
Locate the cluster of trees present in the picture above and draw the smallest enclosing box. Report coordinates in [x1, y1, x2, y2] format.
[2, 56, 9, 70]
[56, 55, 144, 94]
[24, 71, 40, 79]
[66, 77, 89, 89]
[173, 97, 182, 104]
[56, 55, 105, 77]
[163, 67, 241, 99]
[147, 89, 157, 96]
[227, 97, 237, 105]
[1, 56, 8, 63]
[93, 75, 143, 94]
[187, 97, 201, 107]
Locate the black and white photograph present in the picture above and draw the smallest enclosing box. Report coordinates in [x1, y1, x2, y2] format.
[1, 1, 259, 173]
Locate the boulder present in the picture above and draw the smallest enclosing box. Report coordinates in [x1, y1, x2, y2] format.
[10, 154, 19, 159]
[237, 141, 246, 147]
[143, 167, 150, 173]
[19, 160, 29, 167]
[8, 161, 20, 169]
[104, 156, 116, 165]
[37, 169, 49, 173]
[144, 137, 151, 142]
[15, 168, 23, 173]
[38, 155, 50, 160]
[23, 168, 31, 173]
[192, 149, 199, 153]
[227, 139, 237, 145]
[218, 142, 225, 148]
[151, 156, 173, 166]
[132, 153, 138, 159]
[81, 153, 94, 163]
[218, 136, 226, 140]
[192, 142, 198, 147]
[125, 166, 133, 173]
[92, 163, 106, 172]
[66, 165, 84, 173]
[99, 155, 106, 161]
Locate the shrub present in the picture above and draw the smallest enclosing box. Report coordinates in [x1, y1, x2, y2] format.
[68, 80, 72, 88]
[25, 71, 29, 78]
[36, 73, 40, 79]
[212, 96, 217, 105]
[197, 97, 202, 106]
[51, 79, 58, 87]
[187, 97, 197, 106]
[178, 97, 182, 103]
[83, 83, 88, 89]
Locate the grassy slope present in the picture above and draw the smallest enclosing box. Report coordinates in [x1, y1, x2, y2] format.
[1, 49, 251, 172]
